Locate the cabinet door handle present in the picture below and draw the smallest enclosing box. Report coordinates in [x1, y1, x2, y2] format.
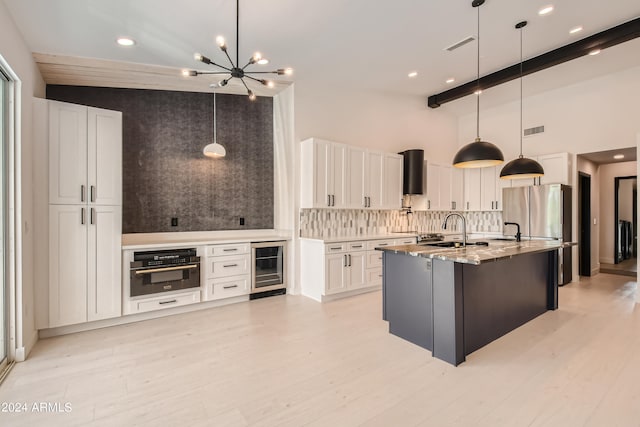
[81, 185, 85, 202]
[223, 263, 239, 268]
[90, 185, 95, 203]
[90, 207, 95, 225]
[378, 243, 388, 246]
[223, 284, 239, 289]
[223, 248, 238, 252]
[330, 246, 342, 251]
[344, 254, 347, 267]
[348, 254, 352, 266]
[428, 200, 431, 209]
[159, 299, 177, 305]
[495, 201, 499, 210]
[327, 195, 331, 207]
[332, 194, 335, 206]
[352, 245, 363, 248]
[81, 207, 85, 225]
[368, 196, 371, 207]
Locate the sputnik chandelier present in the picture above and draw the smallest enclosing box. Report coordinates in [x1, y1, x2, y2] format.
[182, 0, 293, 100]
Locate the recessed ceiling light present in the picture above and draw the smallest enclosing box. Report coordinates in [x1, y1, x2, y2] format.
[408, 71, 418, 78]
[614, 154, 625, 159]
[569, 26, 583, 34]
[538, 5, 554, 16]
[588, 49, 601, 56]
[446, 78, 455, 84]
[116, 37, 136, 46]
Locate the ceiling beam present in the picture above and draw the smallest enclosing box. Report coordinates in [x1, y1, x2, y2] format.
[427, 17, 640, 108]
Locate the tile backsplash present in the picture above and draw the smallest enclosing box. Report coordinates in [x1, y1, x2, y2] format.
[299, 209, 503, 238]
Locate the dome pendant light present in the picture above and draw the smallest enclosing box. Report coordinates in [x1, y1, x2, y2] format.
[500, 21, 544, 180]
[203, 92, 226, 158]
[453, 0, 504, 169]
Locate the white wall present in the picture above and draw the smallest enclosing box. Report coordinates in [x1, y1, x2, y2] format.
[599, 161, 637, 264]
[295, 84, 459, 163]
[577, 157, 600, 275]
[0, 1, 46, 359]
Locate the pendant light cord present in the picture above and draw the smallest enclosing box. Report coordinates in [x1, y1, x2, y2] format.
[236, 0, 239, 67]
[213, 93, 217, 144]
[476, 3, 480, 139]
[519, 24, 523, 158]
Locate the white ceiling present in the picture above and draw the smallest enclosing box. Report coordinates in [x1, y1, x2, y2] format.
[3, 0, 640, 112]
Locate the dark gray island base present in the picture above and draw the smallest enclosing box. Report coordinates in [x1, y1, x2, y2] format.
[379, 241, 570, 366]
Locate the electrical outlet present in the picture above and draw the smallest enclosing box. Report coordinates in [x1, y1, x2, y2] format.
[171, 217, 178, 227]
[239, 217, 245, 226]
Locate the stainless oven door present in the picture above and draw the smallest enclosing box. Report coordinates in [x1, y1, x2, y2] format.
[130, 262, 200, 297]
[251, 241, 286, 293]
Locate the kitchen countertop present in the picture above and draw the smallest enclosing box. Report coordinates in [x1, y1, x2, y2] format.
[377, 239, 576, 265]
[122, 229, 292, 250]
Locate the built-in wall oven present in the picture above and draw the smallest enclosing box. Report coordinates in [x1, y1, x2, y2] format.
[250, 241, 286, 298]
[130, 248, 200, 297]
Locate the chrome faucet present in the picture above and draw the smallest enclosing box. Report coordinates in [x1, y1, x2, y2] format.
[442, 212, 467, 247]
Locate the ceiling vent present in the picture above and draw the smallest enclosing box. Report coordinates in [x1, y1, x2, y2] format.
[524, 125, 545, 137]
[444, 36, 475, 52]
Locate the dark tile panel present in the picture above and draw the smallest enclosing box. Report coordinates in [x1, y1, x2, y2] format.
[46, 85, 274, 233]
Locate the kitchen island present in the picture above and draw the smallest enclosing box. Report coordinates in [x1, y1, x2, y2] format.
[378, 240, 574, 366]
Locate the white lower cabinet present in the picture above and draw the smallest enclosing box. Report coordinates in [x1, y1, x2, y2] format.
[49, 204, 122, 328]
[203, 275, 250, 301]
[301, 237, 416, 302]
[130, 291, 200, 314]
[202, 243, 251, 301]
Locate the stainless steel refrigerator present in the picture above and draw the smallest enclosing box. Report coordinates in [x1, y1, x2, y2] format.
[503, 184, 572, 285]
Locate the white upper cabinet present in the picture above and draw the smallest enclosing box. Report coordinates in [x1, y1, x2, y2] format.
[366, 151, 384, 209]
[538, 152, 571, 185]
[381, 153, 403, 210]
[300, 138, 402, 210]
[88, 107, 123, 205]
[49, 101, 88, 205]
[49, 101, 122, 206]
[464, 169, 481, 211]
[451, 168, 464, 211]
[346, 146, 367, 209]
[424, 162, 452, 211]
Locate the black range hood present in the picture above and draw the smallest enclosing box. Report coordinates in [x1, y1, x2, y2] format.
[399, 149, 424, 195]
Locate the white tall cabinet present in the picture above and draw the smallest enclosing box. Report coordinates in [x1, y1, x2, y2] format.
[36, 99, 123, 328]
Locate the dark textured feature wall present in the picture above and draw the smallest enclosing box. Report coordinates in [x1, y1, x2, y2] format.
[47, 85, 274, 233]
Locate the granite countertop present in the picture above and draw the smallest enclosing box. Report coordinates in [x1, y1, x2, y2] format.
[377, 239, 576, 265]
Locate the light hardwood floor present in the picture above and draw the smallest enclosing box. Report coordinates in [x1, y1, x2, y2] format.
[1, 274, 639, 426]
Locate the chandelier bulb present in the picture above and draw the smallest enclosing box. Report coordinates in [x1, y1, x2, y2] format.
[248, 90, 256, 101]
[216, 36, 227, 50]
[219, 79, 228, 87]
[251, 52, 262, 64]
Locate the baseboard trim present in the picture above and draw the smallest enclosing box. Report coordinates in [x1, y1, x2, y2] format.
[600, 257, 615, 264]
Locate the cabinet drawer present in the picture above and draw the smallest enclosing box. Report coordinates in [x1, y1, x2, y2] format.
[325, 243, 347, 254]
[367, 250, 384, 268]
[206, 254, 250, 278]
[366, 239, 395, 250]
[366, 268, 383, 287]
[132, 291, 200, 314]
[203, 275, 250, 301]
[206, 243, 250, 257]
[394, 237, 417, 245]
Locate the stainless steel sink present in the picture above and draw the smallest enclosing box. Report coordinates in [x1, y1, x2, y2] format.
[419, 241, 489, 248]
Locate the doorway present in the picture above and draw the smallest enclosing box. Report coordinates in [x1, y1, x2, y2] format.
[579, 173, 591, 276]
[602, 175, 638, 277]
